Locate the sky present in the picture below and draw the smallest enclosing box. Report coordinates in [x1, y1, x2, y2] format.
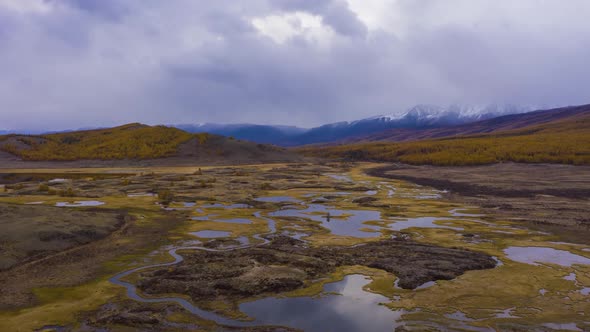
[0, 0, 589, 131]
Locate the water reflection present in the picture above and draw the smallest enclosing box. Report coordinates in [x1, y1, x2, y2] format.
[240, 274, 405, 332]
[269, 204, 381, 238]
[213, 218, 252, 224]
[255, 196, 302, 203]
[504, 247, 590, 267]
[327, 174, 352, 182]
[201, 203, 252, 209]
[55, 200, 105, 207]
[190, 230, 231, 238]
[387, 217, 463, 232]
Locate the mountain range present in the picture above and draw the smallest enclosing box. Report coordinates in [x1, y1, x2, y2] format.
[0, 104, 587, 166]
[174, 104, 532, 146]
[338, 104, 589, 144]
[298, 104, 590, 166]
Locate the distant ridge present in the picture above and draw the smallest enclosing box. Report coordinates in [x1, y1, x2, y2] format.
[298, 104, 590, 166]
[1, 103, 534, 146]
[339, 104, 590, 144]
[173, 104, 532, 146]
[175, 123, 307, 145]
[0, 123, 299, 167]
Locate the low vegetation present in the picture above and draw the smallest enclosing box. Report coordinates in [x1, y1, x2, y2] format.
[0, 124, 195, 161]
[300, 114, 590, 166]
[157, 189, 174, 206]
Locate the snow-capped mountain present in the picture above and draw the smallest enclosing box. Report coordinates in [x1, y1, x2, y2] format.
[173, 104, 534, 146]
[365, 104, 532, 125]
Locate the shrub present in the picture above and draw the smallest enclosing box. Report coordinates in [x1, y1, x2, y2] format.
[260, 183, 274, 190]
[59, 187, 75, 197]
[158, 189, 174, 206]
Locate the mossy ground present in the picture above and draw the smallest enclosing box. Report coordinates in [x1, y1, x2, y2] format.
[1, 162, 589, 331]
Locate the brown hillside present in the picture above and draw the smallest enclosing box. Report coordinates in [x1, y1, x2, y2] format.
[0, 124, 300, 167]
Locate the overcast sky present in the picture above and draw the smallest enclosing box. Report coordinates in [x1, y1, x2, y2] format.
[1, 0, 589, 131]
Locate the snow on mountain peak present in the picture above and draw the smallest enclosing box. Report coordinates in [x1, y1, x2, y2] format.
[368, 104, 532, 123]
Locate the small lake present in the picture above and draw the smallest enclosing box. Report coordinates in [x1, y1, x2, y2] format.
[269, 204, 381, 238]
[214, 218, 253, 225]
[190, 231, 231, 238]
[240, 274, 405, 332]
[269, 204, 465, 237]
[255, 196, 302, 203]
[127, 192, 156, 197]
[55, 201, 105, 207]
[504, 247, 590, 267]
[327, 174, 352, 182]
[201, 203, 252, 209]
[387, 217, 463, 232]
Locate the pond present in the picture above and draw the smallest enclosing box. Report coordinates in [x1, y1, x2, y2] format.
[239, 274, 406, 332]
[201, 203, 252, 209]
[190, 231, 231, 238]
[269, 204, 381, 238]
[127, 192, 156, 197]
[213, 218, 253, 225]
[255, 196, 302, 203]
[326, 174, 352, 182]
[387, 217, 463, 232]
[270, 204, 465, 237]
[55, 201, 105, 207]
[503, 247, 590, 267]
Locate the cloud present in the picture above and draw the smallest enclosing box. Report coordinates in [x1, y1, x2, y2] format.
[0, 0, 589, 131]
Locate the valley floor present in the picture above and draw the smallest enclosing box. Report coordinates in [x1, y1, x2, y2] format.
[0, 162, 588, 331]
[367, 163, 590, 244]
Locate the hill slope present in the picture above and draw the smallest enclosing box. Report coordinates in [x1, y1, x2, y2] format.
[176, 123, 307, 145]
[0, 123, 193, 161]
[299, 105, 590, 166]
[0, 124, 299, 166]
[345, 104, 589, 143]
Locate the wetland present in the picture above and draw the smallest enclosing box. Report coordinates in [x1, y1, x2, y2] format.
[0, 162, 589, 331]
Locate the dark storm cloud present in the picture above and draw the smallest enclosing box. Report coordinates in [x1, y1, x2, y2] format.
[0, 0, 589, 131]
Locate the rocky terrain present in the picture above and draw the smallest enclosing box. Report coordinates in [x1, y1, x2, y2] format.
[138, 236, 495, 303]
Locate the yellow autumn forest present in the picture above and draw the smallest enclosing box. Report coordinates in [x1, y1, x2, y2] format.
[0, 123, 196, 161]
[299, 114, 590, 166]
